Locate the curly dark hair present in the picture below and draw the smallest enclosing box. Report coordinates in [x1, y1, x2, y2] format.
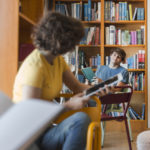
[32, 12, 85, 55]
[110, 47, 126, 62]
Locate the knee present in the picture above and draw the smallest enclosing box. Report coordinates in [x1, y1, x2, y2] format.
[137, 131, 150, 150]
[73, 112, 91, 126]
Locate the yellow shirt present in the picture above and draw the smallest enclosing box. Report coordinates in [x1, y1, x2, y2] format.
[13, 49, 69, 103]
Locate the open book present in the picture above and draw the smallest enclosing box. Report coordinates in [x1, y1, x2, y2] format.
[0, 98, 64, 150]
[84, 73, 123, 97]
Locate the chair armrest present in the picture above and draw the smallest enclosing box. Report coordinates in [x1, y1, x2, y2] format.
[86, 122, 101, 150]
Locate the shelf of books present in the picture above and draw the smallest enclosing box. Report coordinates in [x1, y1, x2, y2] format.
[103, 0, 147, 131]
[53, 0, 147, 131]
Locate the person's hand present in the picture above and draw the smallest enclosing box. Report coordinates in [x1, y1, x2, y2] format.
[95, 85, 115, 97]
[91, 77, 99, 85]
[63, 93, 90, 110]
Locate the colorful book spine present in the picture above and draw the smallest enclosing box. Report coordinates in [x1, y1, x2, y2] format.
[133, 8, 137, 20]
[140, 8, 145, 20]
[84, 3, 88, 21]
[129, 4, 133, 21]
[88, 0, 91, 21]
[141, 103, 145, 120]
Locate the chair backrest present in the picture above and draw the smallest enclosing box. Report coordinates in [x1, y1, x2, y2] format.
[100, 86, 133, 115]
[100, 86, 133, 104]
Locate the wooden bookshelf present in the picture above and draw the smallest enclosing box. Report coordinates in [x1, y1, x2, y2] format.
[104, 44, 145, 47]
[0, 0, 19, 97]
[0, 0, 44, 97]
[105, 20, 145, 24]
[0, 0, 147, 132]
[19, 12, 36, 26]
[79, 45, 101, 48]
[53, 0, 147, 131]
[82, 21, 101, 24]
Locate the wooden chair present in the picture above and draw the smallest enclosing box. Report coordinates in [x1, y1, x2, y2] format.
[55, 94, 101, 150]
[100, 86, 133, 150]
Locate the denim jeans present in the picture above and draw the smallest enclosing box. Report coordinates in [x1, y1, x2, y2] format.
[38, 112, 91, 150]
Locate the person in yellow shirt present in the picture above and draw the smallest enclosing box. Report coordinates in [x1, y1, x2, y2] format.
[13, 12, 110, 150]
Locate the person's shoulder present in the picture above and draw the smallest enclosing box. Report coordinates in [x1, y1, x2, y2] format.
[97, 65, 108, 70]
[55, 55, 66, 64]
[119, 66, 129, 77]
[119, 66, 128, 72]
[58, 55, 65, 61]
[22, 49, 43, 67]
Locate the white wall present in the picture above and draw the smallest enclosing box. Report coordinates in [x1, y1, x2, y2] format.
[147, 0, 150, 128]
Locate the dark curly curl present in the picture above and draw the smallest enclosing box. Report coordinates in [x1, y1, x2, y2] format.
[32, 12, 85, 55]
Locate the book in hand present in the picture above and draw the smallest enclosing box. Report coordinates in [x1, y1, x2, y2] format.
[81, 67, 96, 83]
[84, 73, 123, 97]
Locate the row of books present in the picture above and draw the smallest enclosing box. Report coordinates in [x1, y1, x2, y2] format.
[78, 51, 101, 69]
[80, 27, 100, 45]
[129, 72, 145, 91]
[55, 1, 101, 21]
[127, 50, 145, 69]
[128, 104, 145, 120]
[105, 1, 144, 21]
[89, 54, 101, 68]
[129, 7, 145, 21]
[107, 111, 124, 117]
[105, 25, 145, 45]
[83, 1, 101, 21]
[63, 50, 101, 70]
[64, 51, 145, 71]
[100, 104, 145, 120]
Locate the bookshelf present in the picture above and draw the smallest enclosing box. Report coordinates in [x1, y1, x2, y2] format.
[52, 0, 147, 131]
[0, 0, 147, 131]
[0, 0, 44, 97]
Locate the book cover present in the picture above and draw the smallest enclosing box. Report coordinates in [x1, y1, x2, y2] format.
[84, 3, 88, 21]
[88, 0, 91, 21]
[115, 3, 119, 21]
[119, 2, 122, 20]
[95, 27, 100, 45]
[133, 8, 137, 20]
[81, 67, 95, 82]
[97, 2, 101, 21]
[141, 103, 145, 120]
[137, 8, 141, 20]
[140, 8, 145, 20]
[129, 4, 133, 21]
[109, 25, 115, 45]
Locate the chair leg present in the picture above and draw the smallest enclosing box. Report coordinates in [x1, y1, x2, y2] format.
[124, 119, 132, 150]
[101, 121, 106, 147]
[127, 117, 133, 142]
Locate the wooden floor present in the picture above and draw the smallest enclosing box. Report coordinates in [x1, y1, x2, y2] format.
[101, 131, 139, 150]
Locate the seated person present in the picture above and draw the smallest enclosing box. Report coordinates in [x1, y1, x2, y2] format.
[88, 48, 129, 107]
[96, 47, 129, 90]
[13, 12, 111, 150]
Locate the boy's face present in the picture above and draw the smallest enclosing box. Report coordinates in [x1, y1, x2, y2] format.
[110, 52, 122, 66]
